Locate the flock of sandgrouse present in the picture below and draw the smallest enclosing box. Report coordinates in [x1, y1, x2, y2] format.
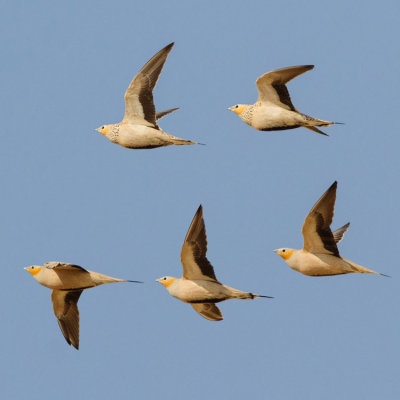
[25, 43, 388, 350]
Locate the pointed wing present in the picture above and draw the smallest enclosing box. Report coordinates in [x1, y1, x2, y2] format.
[180, 205, 218, 282]
[302, 181, 340, 256]
[305, 126, 328, 136]
[44, 262, 87, 272]
[51, 290, 83, 350]
[122, 43, 174, 127]
[156, 107, 179, 120]
[333, 222, 350, 244]
[256, 65, 314, 110]
[191, 303, 223, 321]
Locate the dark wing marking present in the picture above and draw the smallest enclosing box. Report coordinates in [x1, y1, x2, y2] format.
[256, 65, 314, 110]
[44, 262, 87, 272]
[180, 205, 218, 282]
[332, 222, 350, 244]
[191, 303, 223, 321]
[122, 43, 174, 127]
[302, 181, 340, 257]
[51, 290, 83, 350]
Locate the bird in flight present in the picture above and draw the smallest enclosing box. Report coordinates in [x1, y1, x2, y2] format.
[96, 42, 198, 149]
[25, 261, 141, 349]
[274, 181, 388, 276]
[157, 205, 272, 321]
[229, 65, 340, 136]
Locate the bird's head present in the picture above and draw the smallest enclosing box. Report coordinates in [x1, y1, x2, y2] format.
[95, 124, 112, 136]
[156, 276, 176, 288]
[228, 104, 247, 116]
[24, 265, 42, 277]
[273, 248, 294, 261]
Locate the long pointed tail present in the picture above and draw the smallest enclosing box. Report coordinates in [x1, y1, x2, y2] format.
[251, 294, 274, 299]
[344, 259, 390, 277]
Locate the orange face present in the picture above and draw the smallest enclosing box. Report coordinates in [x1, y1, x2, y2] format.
[229, 104, 248, 116]
[274, 249, 294, 261]
[157, 277, 176, 288]
[25, 266, 42, 276]
[96, 125, 111, 136]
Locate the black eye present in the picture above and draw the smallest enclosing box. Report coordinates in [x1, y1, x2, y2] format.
[31, 266, 34, 269]
[102, 126, 104, 129]
[282, 249, 286, 252]
[163, 277, 167, 280]
[235, 105, 238, 108]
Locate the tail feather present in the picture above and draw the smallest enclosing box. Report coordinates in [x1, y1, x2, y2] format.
[252, 294, 274, 299]
[171, 137, 198, 146]
[344, 259, 389, 277]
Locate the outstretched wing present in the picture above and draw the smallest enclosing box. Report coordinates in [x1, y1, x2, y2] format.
[51, 290, 83, 350]
[191, 303, 223, 321]
[302, 181, 340, 256]
[156, 107, 179, 120]
[122, 43, 174, 127]
[333, 222, 350, 244]
[256, 65, 314, 110]
[180, 205, 218, 282]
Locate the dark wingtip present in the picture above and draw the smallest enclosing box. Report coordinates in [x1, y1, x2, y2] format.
[334, 122, 345, 125]
[379, 273, 391, 278]
[127, 280, 144, 283]
[259, 295, 274, 299]
[331, 181, 338, 189]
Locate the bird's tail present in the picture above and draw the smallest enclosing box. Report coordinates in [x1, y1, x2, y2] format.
[170, 136, 201, 146]
[227, 286, 273, 300]
[344, 259, 390, 277]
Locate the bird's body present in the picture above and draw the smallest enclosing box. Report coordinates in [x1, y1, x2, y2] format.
[30, 262, 126, 290]
[96, 43, 197, 149]
[157, 205, 271, 321]
[280, 249, 378, 276]
[164, 278, 261, 303]
[274, 181, 386, 276]
[25, 262, 140, 349]
[238, 103, 333, 132]
[100, 122, 195, 149]
[229, 65, 338, 136]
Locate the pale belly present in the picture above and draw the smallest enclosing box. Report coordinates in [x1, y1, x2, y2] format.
[252, 106, 305, 131]
[168, 279, 231, 303]
[37, 269, 96, 290]
[289, 252, 356, 276]
[117, 125, 174, 149]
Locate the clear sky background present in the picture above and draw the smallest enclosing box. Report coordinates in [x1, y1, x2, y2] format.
[1, 0, 399, 399]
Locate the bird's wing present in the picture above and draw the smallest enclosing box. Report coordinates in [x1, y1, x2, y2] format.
[305, 126, 328, 136]
[180, 205, 218, 282]
[191, 303, 223, 321]
[122, 42, 174, 127]
[332, 222, 350, 244]
[51, 289, 83, 350]
[155, 107, 179, 120]
[256, 65, 314, 110]
[302, 181, 340, 256]
[44, 262, 87, 272]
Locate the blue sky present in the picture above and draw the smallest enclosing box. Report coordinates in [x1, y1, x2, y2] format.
[1, 0, 399, 399]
